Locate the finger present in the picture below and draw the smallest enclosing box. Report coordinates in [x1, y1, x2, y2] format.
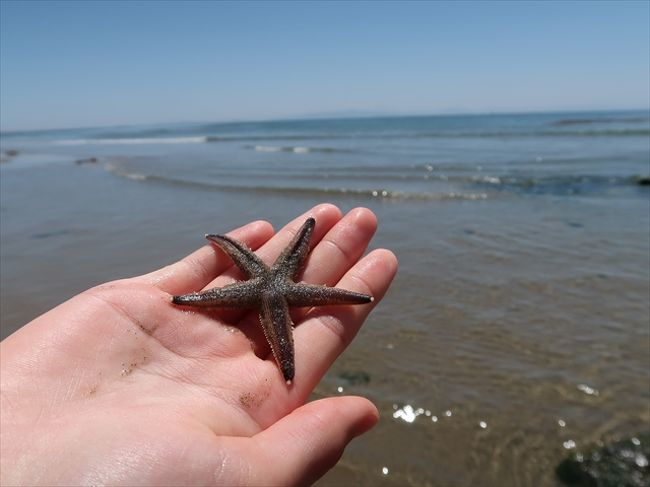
[302, 207, 377, 285]
[249, 396, 378, 486]
[136, 220, 274, 295]
[291, 249, 398, 397]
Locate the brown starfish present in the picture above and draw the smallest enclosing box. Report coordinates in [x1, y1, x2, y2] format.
[172, 218, 373, 383]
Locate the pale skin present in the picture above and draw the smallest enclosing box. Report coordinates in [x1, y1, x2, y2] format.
[0, 204, 398, 486]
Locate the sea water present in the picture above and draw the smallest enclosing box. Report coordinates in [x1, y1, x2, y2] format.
[1, 111, 649, 485]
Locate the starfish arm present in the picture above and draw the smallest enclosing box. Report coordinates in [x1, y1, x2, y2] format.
[172, 280, 263, 308]
[271, 218, 315, 280]
[205, 233, 268, 278]
[285, 282, 373, 307]
[260, 292, 295, 383]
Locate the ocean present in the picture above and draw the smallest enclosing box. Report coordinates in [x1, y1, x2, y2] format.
[1, 110, 649, 485]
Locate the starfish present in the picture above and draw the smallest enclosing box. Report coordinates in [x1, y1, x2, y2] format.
[172, 218, 373, 383]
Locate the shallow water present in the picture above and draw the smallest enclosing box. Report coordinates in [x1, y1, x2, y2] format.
[1, 111, 649, 485]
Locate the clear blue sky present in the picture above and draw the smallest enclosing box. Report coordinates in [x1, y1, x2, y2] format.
[1, 1, 648, 130]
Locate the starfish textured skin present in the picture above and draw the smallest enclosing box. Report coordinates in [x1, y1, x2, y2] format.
[172, 218, 373, 383]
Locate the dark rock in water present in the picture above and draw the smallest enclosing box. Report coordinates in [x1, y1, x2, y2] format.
[0, 149, 20, 163]
[31, 229, 73, 240]
[337, 370, 371, 386]
[556, 432, 649, 487]
[567, 222, 584, 228]
[75, 157, 98, 165]
[637, 177, 650, 186]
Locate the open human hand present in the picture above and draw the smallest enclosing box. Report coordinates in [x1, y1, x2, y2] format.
[0, 204, 398, 486]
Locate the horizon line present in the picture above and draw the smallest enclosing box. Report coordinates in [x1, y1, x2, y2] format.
[1, 106, 649, 135]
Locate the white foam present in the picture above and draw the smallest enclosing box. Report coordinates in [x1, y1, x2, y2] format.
[254, 145, 283, 152]
[55, 137, 206, 145]
[253, 145, 311, 153]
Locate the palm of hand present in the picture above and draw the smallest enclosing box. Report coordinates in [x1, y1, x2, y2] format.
[1, 205, 397, 486]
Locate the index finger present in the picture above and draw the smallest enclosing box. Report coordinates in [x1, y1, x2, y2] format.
[137, 220, 274, 295]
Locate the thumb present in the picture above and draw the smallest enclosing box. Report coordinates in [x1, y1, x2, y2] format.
[250, 396, 379, 485]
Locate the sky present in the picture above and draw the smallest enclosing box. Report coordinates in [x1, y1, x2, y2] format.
[1, 1, 649, 131]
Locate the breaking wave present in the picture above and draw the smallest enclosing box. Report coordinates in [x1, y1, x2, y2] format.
[104, 163, 489, 201]
[244, 144, 353, 153]
[51, 127, 649, 146]
[55, 137, 208, 145]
